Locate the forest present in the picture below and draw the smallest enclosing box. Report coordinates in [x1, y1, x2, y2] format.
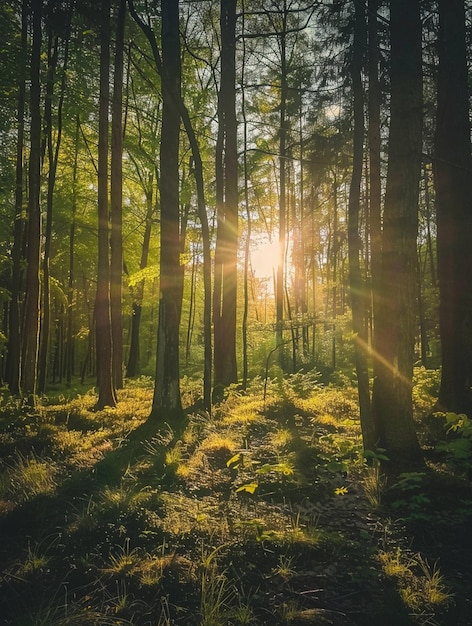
[0, 0, 471, 624]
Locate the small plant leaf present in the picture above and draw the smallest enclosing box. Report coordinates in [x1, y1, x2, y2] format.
[226, 453, 241, 469]
[235, 482, 258, 495]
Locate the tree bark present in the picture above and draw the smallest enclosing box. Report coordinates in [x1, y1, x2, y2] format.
[126, 195, 154, 378]
[129, 0, 212, 413]
[150, 0, 184, 421]
[213, 0, 238, 397]
[367, 0, 382, 352]
[22, 0, 43, 405]
[110, 0, 126, 389]
[434, 0, 472, 416]
[38, 21, 69, 393]
[348, 0, 375, 451]
[371, 0, 424, 473]
[94, 0, 117, 410]
[276, 2, 288, 367]
[6, 0, 28, 395]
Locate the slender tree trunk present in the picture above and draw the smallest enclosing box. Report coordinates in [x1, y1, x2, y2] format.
[423, 165, 436, 289]
[129, 0, 212, 413]
[66, 116, 80, 385]
[37, 33, 58, 395]
[371, 0, 424, 473]
[348, 0, 375, 451]
[94, 0, 117, 410]
[368, 0, 382, 358]
[276, 5, 288, 366]
[6, 0, 28, 395]
[22, 0, 43, 405]
[185, 247, 197, 366]
[110, 0, 126, 389]
[150, 0, 184, 421]
[213, 0, 238, 397]
[126, 195, 154, 378]
[434, 0, 472, 416]
[38, 24, 69, 393]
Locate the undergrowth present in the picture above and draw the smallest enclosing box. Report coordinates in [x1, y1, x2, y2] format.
[0, 370, 469, 625]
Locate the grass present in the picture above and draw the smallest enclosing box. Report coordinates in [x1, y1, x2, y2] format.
[0, 371, 469, 625]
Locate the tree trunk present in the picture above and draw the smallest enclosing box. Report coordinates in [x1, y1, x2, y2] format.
[94, 0, 117, 410]
[371, 0, 423, 473]
[6, 0, 28, 395]
[126, 195, 154, 378]
[368, 0, 382, 353]
[213, 0, 238, 397]
[150, 0, 184, 421]
[21, 0, 43, 406]
[65, 116, 80, 385]
[38, 23, 69, 394]
[434, 0, 472, 416]
[110, 0, 126, 389]
[348, 0, 375, 451]
[276, 3, 288, 367]
[129, 0, 212, 413]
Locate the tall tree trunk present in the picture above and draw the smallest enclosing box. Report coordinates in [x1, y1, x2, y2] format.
[213, 0, 238, 397]
[434, 0, 472, 416]
[65, 116, 80, 385]
[110, 0, 126, 389]
[38, 23, 69, 394]
[126, 193, 154, 378]
[371, 0, 423, 473]
[94, 0, 117, 410]
[6, 0, 28, 395]
[129, 0, 212, 413]
[348, 0, 375, 451]
[22, 0, 43, 405]
[276, 3, 288, 366]
[368, 0, 382, 352]
[150, 0, 184, 421]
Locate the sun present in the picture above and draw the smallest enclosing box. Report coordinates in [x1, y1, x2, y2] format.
[250, 238, 280, 279]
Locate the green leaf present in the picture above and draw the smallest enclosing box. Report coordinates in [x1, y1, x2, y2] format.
[226, 453, 241, 469]
[128, 265, 159, 288]
[235, 482, 258, 495]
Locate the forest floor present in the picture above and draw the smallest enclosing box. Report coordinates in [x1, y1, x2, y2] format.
[0, 370, 471, 625]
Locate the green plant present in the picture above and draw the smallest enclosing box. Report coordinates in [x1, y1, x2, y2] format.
[18, 535, 60, 578]
[101, 538, 141, 577]
[3, 450, 57, 502]
[272, 554, 296, 580]
[379, 548, 453, 623]
[198, 543, 234, 626]
[362, 463, 387, 508]
[436, 412, 472, 477]
[391, 472, 431, 522]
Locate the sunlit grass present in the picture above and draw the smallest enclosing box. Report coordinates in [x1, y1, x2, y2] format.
[0, 373, 461, 625]
[379, 548, 453, 614]
[269, 428, 294, 450]
[98, 483, 155, 513]
[101, 538, 141, 578]
[1, 451, 58, 502]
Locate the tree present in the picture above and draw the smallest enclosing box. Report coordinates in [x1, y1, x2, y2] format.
[94, 0, 117, 410]
[213, 0, 238, 396]
[38, 7, 71, 394]
[434, 0, 472, 417]
[129, 0, 212, 413]
[21, 0, 43, 405]
[151, 0, 184, 421]
[347, 0, 375, 451]
[110, 0, 126, 390]
[371, 0, 424, 472]
[6, 0, 28, 395]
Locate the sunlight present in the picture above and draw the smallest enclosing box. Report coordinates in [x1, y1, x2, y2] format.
[251, 238, 280, 279]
